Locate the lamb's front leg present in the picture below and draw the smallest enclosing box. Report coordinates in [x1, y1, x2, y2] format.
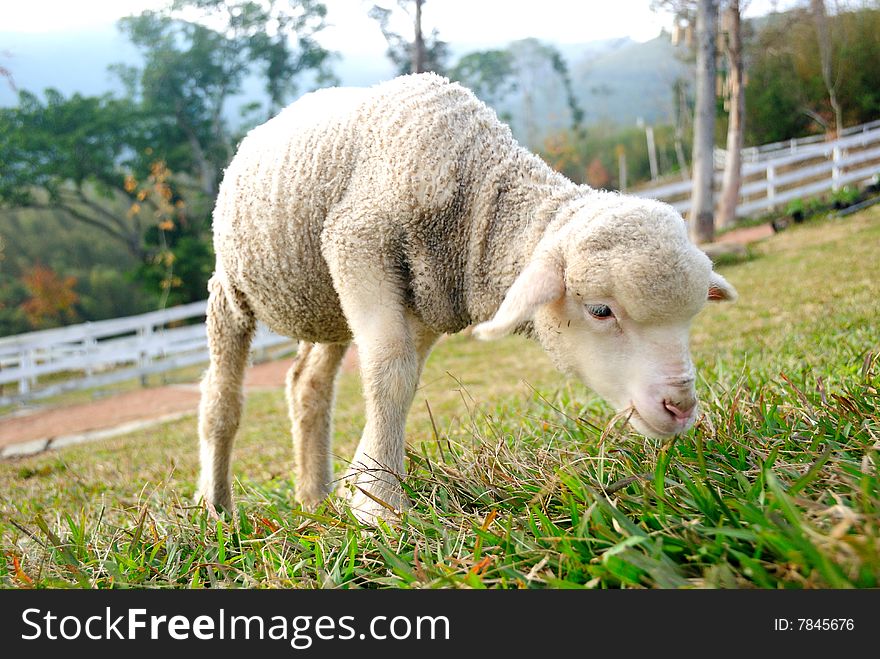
[344, 323, 421, 524]
[323, 213, 435, 524]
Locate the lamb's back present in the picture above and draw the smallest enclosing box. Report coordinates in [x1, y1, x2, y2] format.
[211, 74, 519, 340]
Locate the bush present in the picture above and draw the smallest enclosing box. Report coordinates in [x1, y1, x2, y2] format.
[831, 185, 862, 209]
[785, 199, 805, 222]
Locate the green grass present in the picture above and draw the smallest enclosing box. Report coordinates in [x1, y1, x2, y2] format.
[1, 209, 878, 589]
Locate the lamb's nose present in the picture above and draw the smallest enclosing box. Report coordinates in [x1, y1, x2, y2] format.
[663, 399, 696, 421]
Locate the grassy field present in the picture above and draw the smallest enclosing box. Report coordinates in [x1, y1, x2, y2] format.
[1, 208, 878, 589]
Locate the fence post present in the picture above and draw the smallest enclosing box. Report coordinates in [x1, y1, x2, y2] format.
[84, 335, 97, 377]
[616, 144, 627, 192]
[138, 323, 153, 387]
[832, 146, 842, 192]
[20, 349, 33, 396]
[645, 125, 659, 181]
[766, 164, 776, 210]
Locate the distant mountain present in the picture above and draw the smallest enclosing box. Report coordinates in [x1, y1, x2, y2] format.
[0, 26, 689, 145]
[473, 34, 688, 146]
[571, 33, 689, 127]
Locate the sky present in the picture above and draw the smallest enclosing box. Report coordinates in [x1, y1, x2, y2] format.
[4, 0, 805, 51]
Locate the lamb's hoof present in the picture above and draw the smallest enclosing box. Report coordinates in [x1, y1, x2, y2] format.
[294, 485, 332, 513]
[347, 487, 410, 527]
[204, 500, 223, 521]
[196, 487, 233, 518]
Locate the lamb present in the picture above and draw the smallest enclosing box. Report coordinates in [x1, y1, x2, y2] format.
[197, 72, 737, 525]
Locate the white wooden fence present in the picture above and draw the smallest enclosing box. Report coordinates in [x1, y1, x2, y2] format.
[0, 302, 295, 406]
[634, 120, 880, 219]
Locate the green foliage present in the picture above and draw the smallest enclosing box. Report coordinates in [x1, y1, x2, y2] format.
[542, 123, 688, 189]
[0, 1, 338, 329]
[0, 207, 152, 334]
[448, 50, 517, 109]
[830, 185, 861, 209]
[745, 7, 880, 142]
[838, 11, 880, 122]
[0, 90, 148, 257]
[0, 89, 140, 204]
[118, 0, 336, 195]
[785, 198, 805, 219]
[450, 39, 586, 146]
[76, 267, 152, 321]
[0, 274, 29, 336]
[544, 43, 584, 133]
[136, 219, 215, 308]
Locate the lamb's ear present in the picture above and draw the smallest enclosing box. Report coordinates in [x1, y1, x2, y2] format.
[708, 271, 738, 302]
[472, 258, 564, 340]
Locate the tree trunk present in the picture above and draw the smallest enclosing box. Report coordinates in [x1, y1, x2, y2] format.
[673, 79, 689, 181]
[810, 0, 843, 137]
[718, 0, 745, 230]
[646, 125, 659, 180]
[689, 0, 719, 245]
[412, 0, 426, 74]
[175, 100, 217, 198]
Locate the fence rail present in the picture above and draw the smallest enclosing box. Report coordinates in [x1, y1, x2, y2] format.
[0, 302, 295, 406]
[714, 119, 880, 166]
[635, 120, 880, 219]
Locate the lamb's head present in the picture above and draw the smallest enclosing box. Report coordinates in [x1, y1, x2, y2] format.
[473, 199, 737, 440]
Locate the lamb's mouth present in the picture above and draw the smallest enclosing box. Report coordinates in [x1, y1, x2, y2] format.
[628, 407, 678, 442]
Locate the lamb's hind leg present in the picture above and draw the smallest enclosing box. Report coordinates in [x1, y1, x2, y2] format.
[286, 341, 348, 509]
[197, 277, 255, 512]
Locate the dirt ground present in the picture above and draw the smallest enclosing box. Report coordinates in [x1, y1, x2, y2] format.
[0, 223, 768, 453]
[0, 357, 289, 449]
[715, 223, 774, 243]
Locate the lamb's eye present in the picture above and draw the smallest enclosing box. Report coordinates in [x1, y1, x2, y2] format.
[586, 304, 614, 319]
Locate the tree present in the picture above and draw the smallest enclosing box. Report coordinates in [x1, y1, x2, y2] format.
[448, 49, 517, 110]
[117, 0, 336, 197]
[743, 6, 880, 143]
[664, 3, 698, 179]
[810, 0, 843, 137]
[0, 2, 341, 324]
[586, 157, 611, 188]
[717, 0, 745, 229]
[1, 50, 15, 92]
[671, 77, 692, 179]
[507, 39, 585, 147]
[744, 21, 810, 144]
[836, 7, 880, 124]
[412, 0, 425, 73]
[19, 264, 79, 329]
[369, 0, 449, 75]
[689, 0, 718, 244]
[0, 90, 151, 258]
[124, 160, 214, 309]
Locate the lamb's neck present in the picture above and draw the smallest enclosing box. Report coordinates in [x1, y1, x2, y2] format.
[511, 178, 584, 261]
[467, 149, 587, 323]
